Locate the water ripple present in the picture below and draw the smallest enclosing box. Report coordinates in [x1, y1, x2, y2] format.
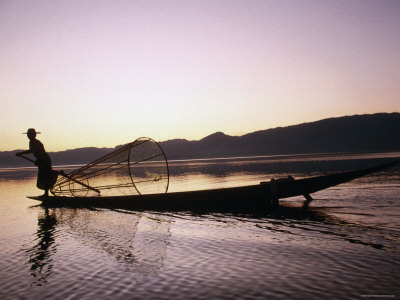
[1, 156, 400, 299]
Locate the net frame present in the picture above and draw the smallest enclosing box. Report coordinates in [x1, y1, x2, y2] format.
[51, 137, 169, 197]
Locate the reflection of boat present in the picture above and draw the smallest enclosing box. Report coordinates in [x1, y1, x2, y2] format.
[28, 161, 398, 211]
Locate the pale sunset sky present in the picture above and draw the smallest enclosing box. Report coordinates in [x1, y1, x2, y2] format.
[1, 0, 399, 151]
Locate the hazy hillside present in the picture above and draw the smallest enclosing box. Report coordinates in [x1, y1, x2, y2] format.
[1, 113, 399, 168]
[161, 113, 400, 159]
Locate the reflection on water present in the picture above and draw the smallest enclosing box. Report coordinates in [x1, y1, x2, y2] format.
[23, 206, 171, 286]
[1, 152, 400, 299]
[24, 208, 57, 286]
[168, 152, 400, 178]
[56, 208, 171, 274]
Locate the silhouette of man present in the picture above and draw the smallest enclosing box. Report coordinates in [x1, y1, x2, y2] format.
[16, 128, 56, 197]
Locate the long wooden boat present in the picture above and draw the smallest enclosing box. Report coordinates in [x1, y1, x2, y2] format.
[28, 161, 398, 211]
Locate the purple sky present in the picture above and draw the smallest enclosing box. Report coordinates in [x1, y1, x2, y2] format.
[1, 0, 399, 151]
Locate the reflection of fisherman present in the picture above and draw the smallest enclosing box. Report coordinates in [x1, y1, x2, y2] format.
[27, 207, 57, 284]
[16, 128, 56, 197]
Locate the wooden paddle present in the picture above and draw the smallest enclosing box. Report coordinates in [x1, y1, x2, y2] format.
[18, 154, 36, 164]
[17, 154, 100, 194]
[58, 170, 101, 194]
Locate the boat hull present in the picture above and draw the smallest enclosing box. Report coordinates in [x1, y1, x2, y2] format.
[28, 161, 398, 211]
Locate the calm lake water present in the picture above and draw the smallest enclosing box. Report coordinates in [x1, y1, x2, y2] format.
[1, 153, 400, 299]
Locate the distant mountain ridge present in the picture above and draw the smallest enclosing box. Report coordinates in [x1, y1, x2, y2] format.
[1, 113, 399, 168]
[161, 113, 400, 159]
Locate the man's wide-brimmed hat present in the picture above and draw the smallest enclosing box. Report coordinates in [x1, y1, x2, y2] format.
[22, 128, 41, 135]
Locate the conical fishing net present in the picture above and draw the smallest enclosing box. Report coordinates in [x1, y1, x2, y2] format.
[51, 137, 169, 197]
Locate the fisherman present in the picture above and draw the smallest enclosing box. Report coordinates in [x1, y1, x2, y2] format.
[16, 128, 57, 197]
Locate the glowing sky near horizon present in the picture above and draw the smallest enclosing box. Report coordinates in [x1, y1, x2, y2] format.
[1, 0, 399, 151]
